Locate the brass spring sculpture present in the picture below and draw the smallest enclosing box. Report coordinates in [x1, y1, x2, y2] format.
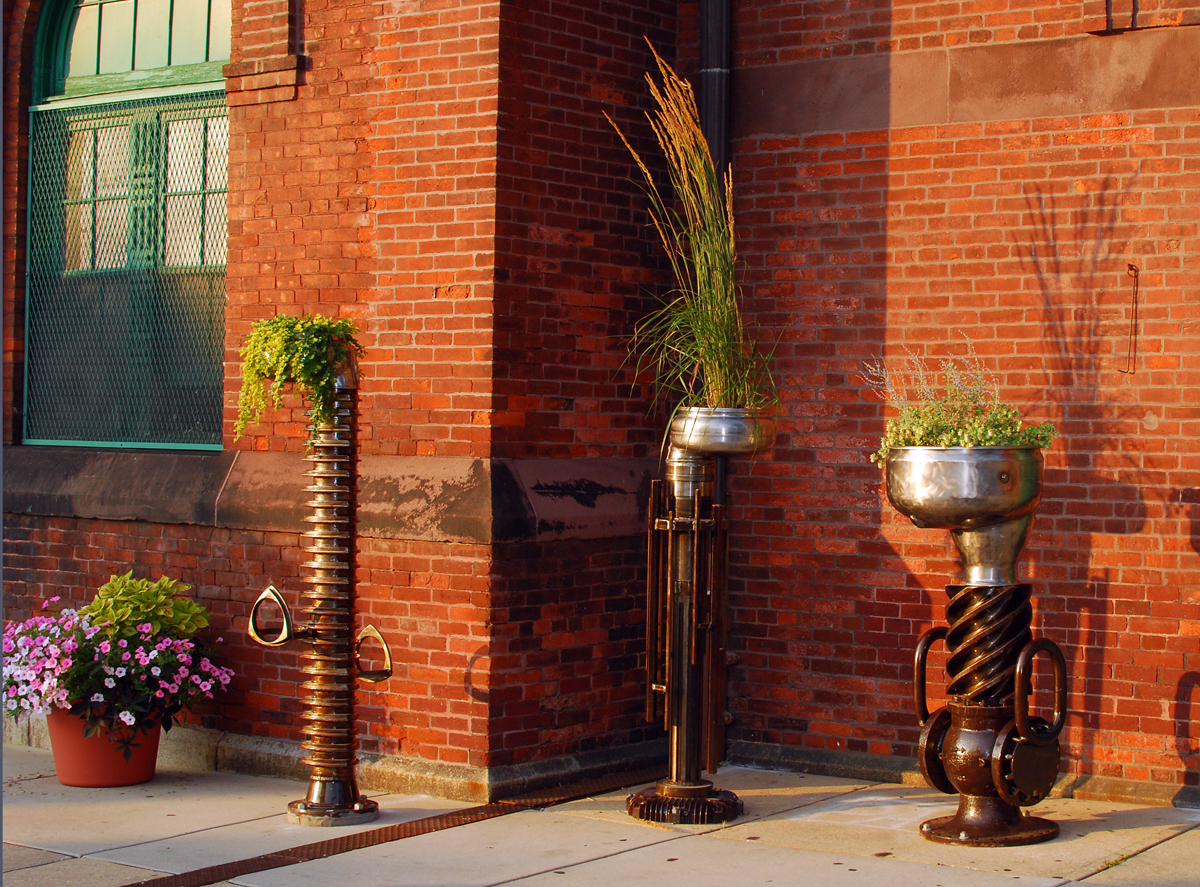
[249, 378, 393, 826]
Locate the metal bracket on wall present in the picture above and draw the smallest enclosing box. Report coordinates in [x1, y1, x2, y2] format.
[1118, 263, 1139, 375]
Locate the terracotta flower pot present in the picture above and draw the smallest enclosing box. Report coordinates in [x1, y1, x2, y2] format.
[45, 707, 161, 787]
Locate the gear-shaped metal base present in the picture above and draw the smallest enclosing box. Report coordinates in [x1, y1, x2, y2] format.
[626, 787, 743, 825]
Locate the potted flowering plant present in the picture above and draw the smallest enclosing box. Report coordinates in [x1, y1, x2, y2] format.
[3, 573, 234, 787]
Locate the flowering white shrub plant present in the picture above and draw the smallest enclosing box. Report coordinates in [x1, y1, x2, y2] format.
[3, 577, 234, 759]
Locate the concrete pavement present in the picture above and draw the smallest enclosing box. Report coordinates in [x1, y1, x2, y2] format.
[5, 743, 1200, 887]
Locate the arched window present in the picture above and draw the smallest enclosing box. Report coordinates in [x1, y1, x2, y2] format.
[24, 0, 230, 448]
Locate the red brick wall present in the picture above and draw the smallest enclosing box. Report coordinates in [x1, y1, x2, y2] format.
[1, 0, 39, 446]
[487, 537, 653, 766]
[727, 8, 1200, 788]
[2, 513, 503, 763]
[225, 0, 503, 460]
[491, 0, 676, 460]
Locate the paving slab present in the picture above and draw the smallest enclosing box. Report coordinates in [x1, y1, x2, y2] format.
[495, 829, 1068, 887]
[225, 807, 678, 887]
[1082, 822, 1200, 887]
[2, 844, 68, 873]
[710, 784, 1200, 883]
[2, 764, 307, 856]
[2, 745, 59, 784]
[92, 792, 472, 874]
[552, 766, 871, 831]
[0, 856, 164, 887]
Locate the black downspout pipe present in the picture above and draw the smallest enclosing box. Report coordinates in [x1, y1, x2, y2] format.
[697, 0, 730, 173]
[697, 0, 732, 505]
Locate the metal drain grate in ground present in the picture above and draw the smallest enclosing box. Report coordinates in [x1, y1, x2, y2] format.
[120, 765, 666, 887]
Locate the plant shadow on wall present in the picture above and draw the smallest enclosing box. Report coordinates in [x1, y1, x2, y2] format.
[1017, 179, 1148, 783]
[1172, 488, 1200, 793]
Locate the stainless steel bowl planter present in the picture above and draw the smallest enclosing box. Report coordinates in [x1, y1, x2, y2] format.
[886, 447, 1041, 587]
[669, 407, 775, 456]
[886, 445, 1066, 847]
[885, 446, 1041, 530]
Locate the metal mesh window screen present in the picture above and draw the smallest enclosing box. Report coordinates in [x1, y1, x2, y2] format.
[26, 91, 227, 448]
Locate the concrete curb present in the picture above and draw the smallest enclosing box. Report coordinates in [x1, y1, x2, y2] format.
[4, 716, 666, 803]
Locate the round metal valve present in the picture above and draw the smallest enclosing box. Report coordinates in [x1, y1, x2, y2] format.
[991, 717, 1060, 806]
[918, 706, 956, 795]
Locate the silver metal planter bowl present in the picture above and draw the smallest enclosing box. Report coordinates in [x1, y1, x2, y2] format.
[669, 407, 775, 456]
[885, 446, 1042, 588]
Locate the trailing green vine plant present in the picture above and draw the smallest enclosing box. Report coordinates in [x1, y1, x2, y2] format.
[607, 43, 776, 414]
[864, 344, 1057, 464]
[236, 313, 363, 444]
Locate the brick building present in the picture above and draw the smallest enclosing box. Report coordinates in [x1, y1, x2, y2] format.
[4, 1, 1200, 804]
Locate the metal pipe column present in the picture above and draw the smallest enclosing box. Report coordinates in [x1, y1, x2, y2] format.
[248, 371, 393, 826]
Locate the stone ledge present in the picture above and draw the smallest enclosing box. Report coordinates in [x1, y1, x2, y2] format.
[2, 447, 656, 544]
[735, 25, 1200, 138]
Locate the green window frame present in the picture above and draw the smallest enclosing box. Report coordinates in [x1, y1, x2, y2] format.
[23, 0, 230, 449]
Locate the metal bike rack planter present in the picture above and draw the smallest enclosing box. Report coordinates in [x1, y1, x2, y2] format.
[888, 446, 1067, 846]
[247, 372, 393, 826]
[627, 408, 772, 825]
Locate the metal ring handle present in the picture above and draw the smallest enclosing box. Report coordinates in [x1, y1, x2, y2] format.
[247, 586, 294, 647]
[355, 624, 393, 683]
[1015, 638, 1067, 746]
[913, 626, 949, 726]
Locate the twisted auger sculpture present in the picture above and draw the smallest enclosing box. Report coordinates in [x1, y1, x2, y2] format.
[889, 446, 1067, 846]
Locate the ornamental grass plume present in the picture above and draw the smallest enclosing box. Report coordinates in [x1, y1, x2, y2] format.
[607, 43, 774, 413]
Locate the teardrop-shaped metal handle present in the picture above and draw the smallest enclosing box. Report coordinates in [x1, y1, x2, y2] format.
[913, 625, 949, 726]
[248, 585, 294, 647]
[1015, 638, 1067, 746]
[355, 624, 393, 683]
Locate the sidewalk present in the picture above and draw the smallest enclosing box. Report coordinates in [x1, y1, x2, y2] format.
[4, 744, 1199, 887]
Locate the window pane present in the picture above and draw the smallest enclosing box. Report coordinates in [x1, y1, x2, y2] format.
[94, 126, 129, 197]
[170, 0, 210, 66]
[134, 0, 171, 70]
[205, 116, 228, 189]
[203, 192, 226, 264]
[166, 118, 205, 192]
[27, 92, 227, 448]
[208, 0, 232, 62]
[66, 130, 95, 200]
[64, 205, 94, 271]
[68, 6, 100, 78]
[164, 194, 203, 264]
[98, 0, 135, 74]
[94, 198, 128, 268]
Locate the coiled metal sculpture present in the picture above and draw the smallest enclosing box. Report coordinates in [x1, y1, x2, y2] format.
[248, 374, 393, 826]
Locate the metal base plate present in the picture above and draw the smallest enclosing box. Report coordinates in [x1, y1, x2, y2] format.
[288, 797, 380, 827]
[626, 787, 743, 825]
[920, 812, 1059, 847]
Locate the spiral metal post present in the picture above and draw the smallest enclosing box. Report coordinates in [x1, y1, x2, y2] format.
[247, 374, 393, 826]
[288, 383, 377, 824]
